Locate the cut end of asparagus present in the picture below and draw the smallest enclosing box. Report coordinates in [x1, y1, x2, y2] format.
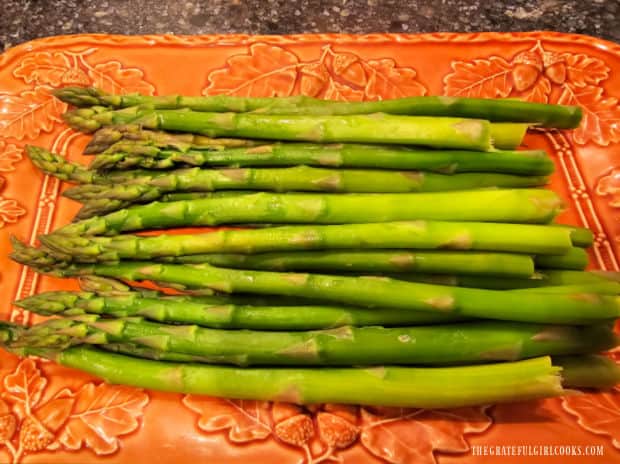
[563, 105, 583, 130]
[53, 86, 109, 108]
[489, 123, 530, 150]
[557, 354, 620, 389]
[592, 271, 620, 283]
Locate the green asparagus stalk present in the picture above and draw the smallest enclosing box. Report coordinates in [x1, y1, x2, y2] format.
[89, 140, 555, 176]
[48, 189, 565, 236]
[99, 344, 619, 390]
[75, 191, 250, 220]
[74, 276, 312, 306]
[63, 106, 527, 150]
[26, 145, 160, 185]
[556, 224, 594, 248]
[0, 343, 564, 407]
[62, 167, 549, 205]
[101, 343, 223, 362]
[535, 247, 589, 270]
[77, 275, 145, 294]
[8, 236, 72, 267]
[84, 124, 260, 154]
[7, 315, 619, 366]
[489, 123, 528, 150]
[513, 283, 620, 295]
[16, 290, 463, 328]
[26, 145, 104, 184]
[555, 355, 620, 389]
[396, 270, 620, 290]
[55, 86, 582, 129]
[161, 250, 535, 277]
[22, 259, 620, 324]
[39, 221, 575, 264]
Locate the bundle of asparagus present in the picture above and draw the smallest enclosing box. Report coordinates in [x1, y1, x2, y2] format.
[4, 86, 619, 409]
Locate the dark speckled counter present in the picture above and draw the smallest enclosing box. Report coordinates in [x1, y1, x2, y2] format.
[1, 0, 618, 50]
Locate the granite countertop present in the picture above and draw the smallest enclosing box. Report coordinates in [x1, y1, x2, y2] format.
[1, 0, 618, 50]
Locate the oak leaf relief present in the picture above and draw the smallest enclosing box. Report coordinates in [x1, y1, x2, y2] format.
[0, 358, 148, 463]
[443, 41, 620, 146]
[562, 390, 620, 449]
[204, 43, 427, 101]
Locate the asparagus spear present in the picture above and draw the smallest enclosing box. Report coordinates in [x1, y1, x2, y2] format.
[54, 86, 582, 129]
[555, 355, 620, 389]
[561, 225, 594, 248]
[394, 270, 620, 290]
[16, 290, 463, 328]
[22, 259, 620, 324]
[39, 221, 574, 263]
[10, 237, 602, 293]
[535, 247, 589, 270]
[76, 276, 324, 306]
[84, 124, 260, 154]
[99, 344, 619, 390]
[102, 343, 224, 362]
[161, 250, 535, 277]
[7, 315, 618, 366]
[63, 106, 527, 150]
[77, 275, 147, 294]
[26, 145, 160, 184]
[1, 343, 564, 407]
[63, 167, 549, 205]
[89, 140, 555, 175]
[48, 189, 565, 236]
[488, 123, 527, 151]
[75, 191, 250, 220]
[513, 283, 620, 295]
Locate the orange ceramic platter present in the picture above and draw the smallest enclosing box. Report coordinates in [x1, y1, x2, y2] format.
[0, 32, 618, 464]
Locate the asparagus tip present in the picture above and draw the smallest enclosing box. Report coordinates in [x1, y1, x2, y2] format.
[62, 108, 104, 133]
[53, 86, 107, 107]
[84, 126, 126, 154]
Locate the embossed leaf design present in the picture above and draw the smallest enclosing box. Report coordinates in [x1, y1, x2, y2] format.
[328, 50, 368, 88]
[323, 80, 365, 102]
[0, 198, 26, 229]
[521, 76, 551, 103]
[13, 52, 72, 87]
[364, 59, 427, 99]
[299, 63, 330, 97]
[183, 396, 272, 442]
[272, 404, 314, 449]
[360, 407, 492, 464]
[0, 86, 67, 140]
[20, 398, 75, 453]
[563, 54, 610, 87]
[0, 142, 22, 172]
[557, 84, 620, 145]
[2, 359, 46, 411]
[35, 397, 75, 432]
[204, 43, 299, 97]
[317, 404, 359, 450]
[444, 57, 513, 98]
[87, 61, 155, 96]
[595, 168, 620, 207]
[562, 390, 620, 449]
[56, 383, 148, 455]
[0, 398, 16, 443]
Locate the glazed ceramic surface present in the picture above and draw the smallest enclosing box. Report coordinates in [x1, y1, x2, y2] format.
[0, 32, 618, 464]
